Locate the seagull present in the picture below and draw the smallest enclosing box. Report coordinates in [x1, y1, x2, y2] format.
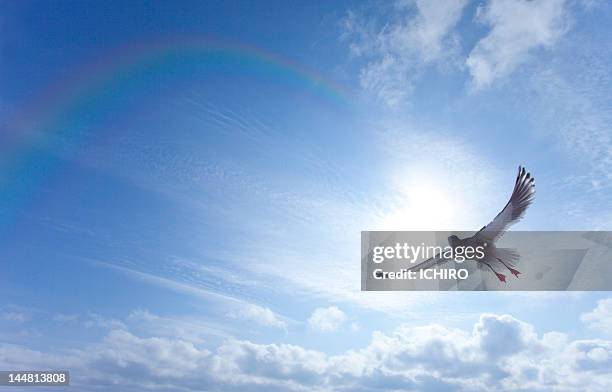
[408, 166, 535, 282]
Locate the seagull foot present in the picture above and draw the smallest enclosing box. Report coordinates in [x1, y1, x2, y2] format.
[509, 268, 521, 278]
[495, 273, 506, 283]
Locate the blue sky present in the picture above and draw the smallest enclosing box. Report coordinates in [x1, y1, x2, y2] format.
[1, 1, 612, 391]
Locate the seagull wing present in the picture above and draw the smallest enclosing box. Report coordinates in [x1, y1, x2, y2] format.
[473, 166, 535, 243]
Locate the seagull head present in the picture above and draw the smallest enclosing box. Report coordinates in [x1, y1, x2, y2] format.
[448, 235, 460, 247]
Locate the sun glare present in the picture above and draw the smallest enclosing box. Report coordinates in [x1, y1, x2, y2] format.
[379, 177, 458, 230]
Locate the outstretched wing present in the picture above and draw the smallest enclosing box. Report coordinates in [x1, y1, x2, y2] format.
[473, 166, 535, 243]
[407, 254, 452, 272]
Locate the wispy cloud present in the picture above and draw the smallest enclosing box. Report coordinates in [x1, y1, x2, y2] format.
[467, 0, 571, 89]
[344, 0, 576, 104]
[518, 26, 612, 227]
[92, 260, 251, 306]
[2, 311, 28, 322]
[90, 260, 294, 331]
[127, 309, 234, 341]
[343, 0, 468, 106]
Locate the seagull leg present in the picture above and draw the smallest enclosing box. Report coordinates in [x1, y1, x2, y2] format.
[496, 257, 521, 278]
[482, 261, 506, 283]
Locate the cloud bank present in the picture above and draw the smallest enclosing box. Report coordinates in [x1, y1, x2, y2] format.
[3, 311, 612, 391]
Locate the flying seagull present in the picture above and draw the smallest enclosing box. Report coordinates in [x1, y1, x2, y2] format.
[408, 166, 535, 282]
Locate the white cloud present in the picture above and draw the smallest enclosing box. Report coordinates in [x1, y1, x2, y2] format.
[345, 0, 468, 106]
[308, 306, 347, 332]
[227, 304, 287, 331]
[467, 0, 570, 89]
[212, 340, 327, 388]
[581, 298, 612, 336]
[4, 311, 612, 391]
[474, 313, 538, 358]
[0, 344, 77, 371]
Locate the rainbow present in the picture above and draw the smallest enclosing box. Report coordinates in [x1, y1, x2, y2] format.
[0, 34, 352, 231]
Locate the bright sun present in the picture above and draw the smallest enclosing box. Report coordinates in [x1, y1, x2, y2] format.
[378, 176, 459, 231]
